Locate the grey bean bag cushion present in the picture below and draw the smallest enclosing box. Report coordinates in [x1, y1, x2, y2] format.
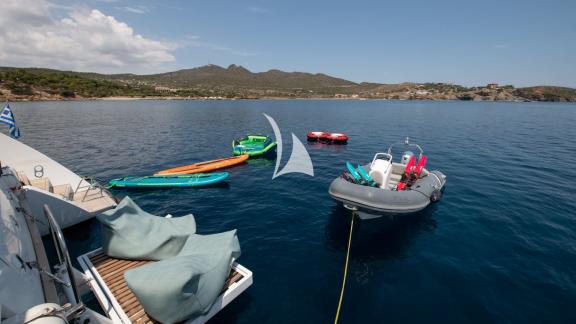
[97, 196, 197, 260]
[96, 196, 242, 323]
[125, 247, 238, 322]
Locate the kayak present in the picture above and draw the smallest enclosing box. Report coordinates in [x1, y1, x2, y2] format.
[154, 154, 248, 175]
[232, 135, 277, 157]
[107, 172, 229, 188]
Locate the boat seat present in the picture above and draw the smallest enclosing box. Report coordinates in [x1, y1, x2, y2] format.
[369, 159, 392, 189]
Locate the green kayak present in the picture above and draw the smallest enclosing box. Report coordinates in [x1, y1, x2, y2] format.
[107, 172, 229, 188]
[232, 135, 277, 157]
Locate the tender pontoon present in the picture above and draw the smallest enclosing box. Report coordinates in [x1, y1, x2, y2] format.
[329, 138, 446, 219]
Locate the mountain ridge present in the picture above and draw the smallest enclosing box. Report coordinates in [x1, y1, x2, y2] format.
[0, 65, 575, 102]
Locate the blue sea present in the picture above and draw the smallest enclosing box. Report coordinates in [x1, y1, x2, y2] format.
[6, 100, 576, 323]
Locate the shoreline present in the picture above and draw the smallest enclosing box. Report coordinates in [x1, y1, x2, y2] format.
[0, 96, 564, 103]
[2, 96, 574, 103]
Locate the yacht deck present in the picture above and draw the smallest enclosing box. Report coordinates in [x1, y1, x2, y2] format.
[79, 249, 252, 324]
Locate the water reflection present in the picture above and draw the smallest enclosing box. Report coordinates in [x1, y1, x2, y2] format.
[210, 293, 254, 324]
[324, 203, 437, 261]
[244, 154, 276, 167]
[307, 141, 348, 153]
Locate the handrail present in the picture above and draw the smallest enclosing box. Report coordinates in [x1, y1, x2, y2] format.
[74, 176, 104, 202]
[370, 153, 392, 169]
[387, 137, 424, 158]
[43, 204, 83, 305]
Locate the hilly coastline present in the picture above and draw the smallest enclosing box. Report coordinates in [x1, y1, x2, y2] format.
[1, 65, 575, 102]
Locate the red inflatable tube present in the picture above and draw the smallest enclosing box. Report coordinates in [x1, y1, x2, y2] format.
[307, 131, 328, 141]
[307, 131, 348, 143]
[326, 133, 348, 143]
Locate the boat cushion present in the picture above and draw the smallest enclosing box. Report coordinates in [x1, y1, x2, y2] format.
[97, 196, 197, 260]
[98, 196, 242, 323]
[124, 250, 235, 323]
[179, 230, 241, 259]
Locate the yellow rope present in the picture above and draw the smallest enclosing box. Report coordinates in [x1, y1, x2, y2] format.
[334, 209, 355, 324]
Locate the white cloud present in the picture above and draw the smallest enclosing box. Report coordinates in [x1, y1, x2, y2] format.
[119, 6, 149, 14]
[180, 35, 258, 57]
[0, 0, 175, 73]
[188, 40, 258, 57]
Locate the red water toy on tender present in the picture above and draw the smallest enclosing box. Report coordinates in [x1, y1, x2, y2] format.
[396, 154, 427, 191]
[307, 131, 348, 143]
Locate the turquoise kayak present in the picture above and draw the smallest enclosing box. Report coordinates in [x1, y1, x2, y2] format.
[107, 172, 229, 188]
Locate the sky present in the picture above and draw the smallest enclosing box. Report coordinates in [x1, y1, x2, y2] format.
[0, 0, 574, 87]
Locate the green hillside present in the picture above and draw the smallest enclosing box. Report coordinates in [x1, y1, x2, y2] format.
[0, 68, 156, 98]
[1, 65, 575, 101]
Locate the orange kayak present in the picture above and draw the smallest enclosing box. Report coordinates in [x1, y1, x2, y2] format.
[155, 154, 249, 175]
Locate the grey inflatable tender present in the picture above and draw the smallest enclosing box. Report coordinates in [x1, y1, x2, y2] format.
[330, 166, 446, 216]
[97, 196, 241, 323]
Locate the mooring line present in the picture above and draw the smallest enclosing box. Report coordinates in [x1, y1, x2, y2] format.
[334, 209, 356, 324]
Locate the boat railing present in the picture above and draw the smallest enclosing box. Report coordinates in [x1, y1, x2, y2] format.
[387, 137, 423, 158]
[370, 153, 393, 168]
[21, 205, 87, 323]
[41, 204, 86, 320]
[74, 176, 105, 202]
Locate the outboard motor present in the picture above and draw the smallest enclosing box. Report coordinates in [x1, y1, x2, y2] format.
[401, 151, 415, 165]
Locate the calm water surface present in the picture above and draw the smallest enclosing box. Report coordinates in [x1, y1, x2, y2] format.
[6, 100, 576, 323]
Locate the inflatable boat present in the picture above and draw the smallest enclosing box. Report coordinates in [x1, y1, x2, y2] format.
[329, 138, 446, 219]
[233, 135, 277, 157]
[307, 131, 328, 141]
[307, 131, 348, 143]
[107, 172, 229, 188]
